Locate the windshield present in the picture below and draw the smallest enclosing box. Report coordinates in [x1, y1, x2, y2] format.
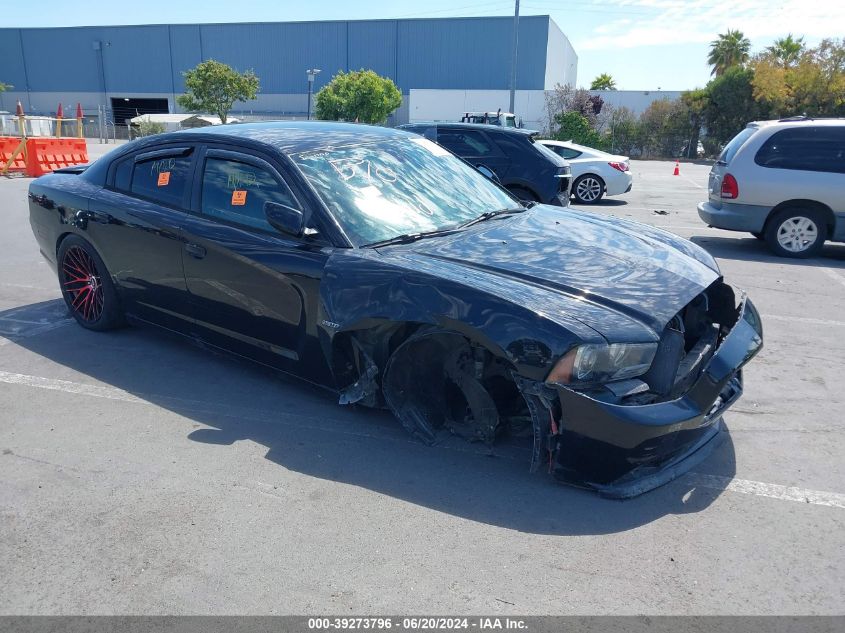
[290, 136, 519, 246]
[718, 126, 758, 164]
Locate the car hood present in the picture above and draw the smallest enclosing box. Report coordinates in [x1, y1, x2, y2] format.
[381, 205, 720, 338]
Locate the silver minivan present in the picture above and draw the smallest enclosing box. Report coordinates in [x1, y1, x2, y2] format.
[698, 118, 845, 258]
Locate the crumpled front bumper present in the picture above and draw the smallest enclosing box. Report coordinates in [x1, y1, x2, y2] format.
[518, 296, 763, 498]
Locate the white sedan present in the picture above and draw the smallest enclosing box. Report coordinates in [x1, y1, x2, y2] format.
[540, 140, 633, 204]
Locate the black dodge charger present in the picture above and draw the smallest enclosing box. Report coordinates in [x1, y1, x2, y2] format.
[28, 122, 763, 497]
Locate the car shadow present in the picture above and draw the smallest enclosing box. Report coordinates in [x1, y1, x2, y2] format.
[690, 235, 845, 266]
[7, 300, 737, 536]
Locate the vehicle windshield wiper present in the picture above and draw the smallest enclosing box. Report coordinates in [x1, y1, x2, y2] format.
[458, 207, 526, 229]
[363, 227, 461, 248]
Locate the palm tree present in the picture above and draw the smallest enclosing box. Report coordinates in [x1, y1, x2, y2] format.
[590, 73, 617, 91]
[708, 30, 751, 76]
[765, 34, 805, 67]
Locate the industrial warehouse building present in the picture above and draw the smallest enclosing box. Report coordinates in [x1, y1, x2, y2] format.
[0, 16, 578, 129]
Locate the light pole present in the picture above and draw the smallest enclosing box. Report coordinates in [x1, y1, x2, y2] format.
[306, 68, 321, 120]
[509, 0, 520, 114]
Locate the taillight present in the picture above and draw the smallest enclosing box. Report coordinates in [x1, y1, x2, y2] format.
[721, 173, 739, 199]
[608, 162, 628, 172]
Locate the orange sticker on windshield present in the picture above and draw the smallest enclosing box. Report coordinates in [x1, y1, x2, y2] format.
[231, 190, 247, 206]
[157, 171, 170, 187]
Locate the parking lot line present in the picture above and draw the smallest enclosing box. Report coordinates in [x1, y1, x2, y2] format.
[764, 314, 845, 327]
[1, 368, 843, 509]
[821, 267, 845, 289]
[681, 175, 705, 189]
[685, 473, 845, 509]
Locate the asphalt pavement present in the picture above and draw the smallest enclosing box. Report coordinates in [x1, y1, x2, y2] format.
[0, 144, 843, 615]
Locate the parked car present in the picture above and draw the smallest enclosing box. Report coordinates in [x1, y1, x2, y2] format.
[540, 139, 633, 204]
[698, 118, 845, 258]
[28, 122, 763, 497]
[398, 122, 572, 206]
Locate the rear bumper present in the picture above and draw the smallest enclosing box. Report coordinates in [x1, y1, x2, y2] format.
[697, 200, 771, 232]
[519, 295, 763, 498]
[605, 171, 634, 196]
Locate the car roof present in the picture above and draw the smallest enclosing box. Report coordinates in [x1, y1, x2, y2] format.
[540, 139, 604, 154]
[158, 121, 415, 154]
[401, 122, 537, 136]
[749, 118, 845, 130]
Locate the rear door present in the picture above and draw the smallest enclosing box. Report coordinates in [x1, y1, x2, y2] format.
[90, 145, 196, 331]
[435, 127, 511, 179]
[179, 146, 332, 381]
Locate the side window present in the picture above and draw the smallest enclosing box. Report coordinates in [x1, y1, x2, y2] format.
[130, 154, 193, 206]
[437, 130, 496, 157]
[200, 157, 299, 232]
[113, 158, 132, 191]
[561, 147, 582, 159]
[755, 127, 845, 174]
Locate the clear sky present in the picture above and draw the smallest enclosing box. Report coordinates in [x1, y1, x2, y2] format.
[3, 0, 842, 91]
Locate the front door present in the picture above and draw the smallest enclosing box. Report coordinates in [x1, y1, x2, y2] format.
[180, 147, 331, 381]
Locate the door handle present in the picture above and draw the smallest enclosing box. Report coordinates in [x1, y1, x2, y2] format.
[184, 243, 206, 259]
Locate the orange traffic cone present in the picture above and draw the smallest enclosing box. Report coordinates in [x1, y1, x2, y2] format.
[673, 160, 680, 176]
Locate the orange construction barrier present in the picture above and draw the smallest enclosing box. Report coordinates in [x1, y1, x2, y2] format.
[25, 137, 88, 177]
[0, 137, 28, 173]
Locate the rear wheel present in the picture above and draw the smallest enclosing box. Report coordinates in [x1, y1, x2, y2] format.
[572, 174, 605, 204]
[763, 208, 827, 258]
[58, 235, 124, 330]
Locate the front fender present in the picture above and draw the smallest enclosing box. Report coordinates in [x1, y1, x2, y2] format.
[319, 249, 603, 381]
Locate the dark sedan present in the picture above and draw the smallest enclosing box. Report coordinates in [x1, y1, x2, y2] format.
[28, 122, 763, 498]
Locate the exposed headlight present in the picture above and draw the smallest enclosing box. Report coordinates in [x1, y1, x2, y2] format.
[546, 343, 658, 386]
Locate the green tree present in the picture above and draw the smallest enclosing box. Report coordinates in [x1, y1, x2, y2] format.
[0, 82, 12, 92]
[552, 111, 607, 150]
[708, 30, 751, 76]
[136, 120, 166, 137]
[544, 84, 603, 136]
[315, 69, 402, 124]
[606, 106, 639, 155]
[753, 38, 845, 118]
[637, 99, 694, 158]
[704, 66, 768, 145]
[681, 88, 709, 158]
[177, 59, 259, 124]
[590, 73, 617, 90]
[765, 34, 805, 68]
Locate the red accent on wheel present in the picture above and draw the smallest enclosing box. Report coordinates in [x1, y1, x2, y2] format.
[61, 246, 104, 322]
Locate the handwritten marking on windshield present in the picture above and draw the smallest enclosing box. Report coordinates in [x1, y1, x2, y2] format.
[328, 158, 397, 184]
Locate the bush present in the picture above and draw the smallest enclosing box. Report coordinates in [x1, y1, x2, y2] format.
[315, 69, 402, 124]
[136, 120, 166, 137]
[552, 111, 609, 151]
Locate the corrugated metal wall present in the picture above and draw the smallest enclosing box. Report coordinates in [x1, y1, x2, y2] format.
[0, 15, 560, 101]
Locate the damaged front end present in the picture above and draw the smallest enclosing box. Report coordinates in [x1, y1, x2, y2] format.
[515, 280, 763, 498]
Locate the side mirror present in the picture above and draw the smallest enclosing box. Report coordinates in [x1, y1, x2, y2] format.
[476, 164, 500, 183]
[265, 201, 304, 237]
